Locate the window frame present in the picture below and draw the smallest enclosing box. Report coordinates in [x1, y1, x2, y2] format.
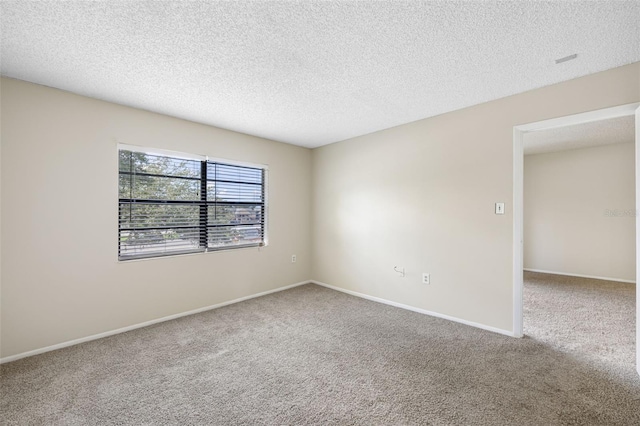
[117, 144, 268, 261]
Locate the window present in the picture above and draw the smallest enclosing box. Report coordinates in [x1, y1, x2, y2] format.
[118, 146, 266, 260]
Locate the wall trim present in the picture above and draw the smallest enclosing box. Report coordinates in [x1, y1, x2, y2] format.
[0, 280, 311, 364]
[311, 280, 515, 338]
[524, 268, 636, 284]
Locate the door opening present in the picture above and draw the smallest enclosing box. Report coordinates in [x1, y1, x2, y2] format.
[513, 102, 640, 375]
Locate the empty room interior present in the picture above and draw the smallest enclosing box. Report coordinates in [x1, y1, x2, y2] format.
[1, 2, 639, 425]
[522, 116, 636, 369]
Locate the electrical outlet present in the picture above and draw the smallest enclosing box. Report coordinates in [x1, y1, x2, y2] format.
[291, 255, 297, 263]
[422, 273, 430, 285]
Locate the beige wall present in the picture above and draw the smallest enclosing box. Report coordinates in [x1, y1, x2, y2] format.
[524, 143, 635, 282]
[0, 78, 312, 358]
[311, 63, 640, 333]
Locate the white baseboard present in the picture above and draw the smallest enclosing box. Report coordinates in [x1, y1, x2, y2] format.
[0, 280, 311, 364]
[310, 280, 515, 337]
[523, 268, 636, 284]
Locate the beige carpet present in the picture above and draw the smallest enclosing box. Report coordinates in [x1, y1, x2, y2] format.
[1, 279, 639, 425]
[523, 271, 636, 374]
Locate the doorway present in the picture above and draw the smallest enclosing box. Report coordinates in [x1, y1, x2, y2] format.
[513, 102, 640, 375]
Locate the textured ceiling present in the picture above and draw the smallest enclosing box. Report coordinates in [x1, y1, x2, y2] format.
[1, 1, 639, 148]
[523, 115, 635, 156]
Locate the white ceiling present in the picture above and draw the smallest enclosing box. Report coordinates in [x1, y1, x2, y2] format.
[1, 1, 639, 148]
[523, 115, 635, 156]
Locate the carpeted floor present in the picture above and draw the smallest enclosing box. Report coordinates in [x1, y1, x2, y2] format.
[523, 271, 636, 374]
[1, 277, 638, 425]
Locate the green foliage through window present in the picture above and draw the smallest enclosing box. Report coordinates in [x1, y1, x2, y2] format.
[118, 149, 265, 260]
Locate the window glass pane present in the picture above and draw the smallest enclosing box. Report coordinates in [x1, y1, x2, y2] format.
[119, 175, 200, 201]
[120, 151, 200, 178]
[208, 225, 263, 248]
[209, 181, 262, 203]
[207, 163, 262, 184]
[119, 204, 200, 228]
[207, 205, 263, 226]
[119, 228, 202, 258]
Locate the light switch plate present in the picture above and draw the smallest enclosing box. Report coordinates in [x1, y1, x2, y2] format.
[495, 202, 505, 215]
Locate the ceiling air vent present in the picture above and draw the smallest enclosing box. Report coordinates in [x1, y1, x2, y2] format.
[555, 54, 578, 64]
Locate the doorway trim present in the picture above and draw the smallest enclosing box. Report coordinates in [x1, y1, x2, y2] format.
[512, 102, 640, 348]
